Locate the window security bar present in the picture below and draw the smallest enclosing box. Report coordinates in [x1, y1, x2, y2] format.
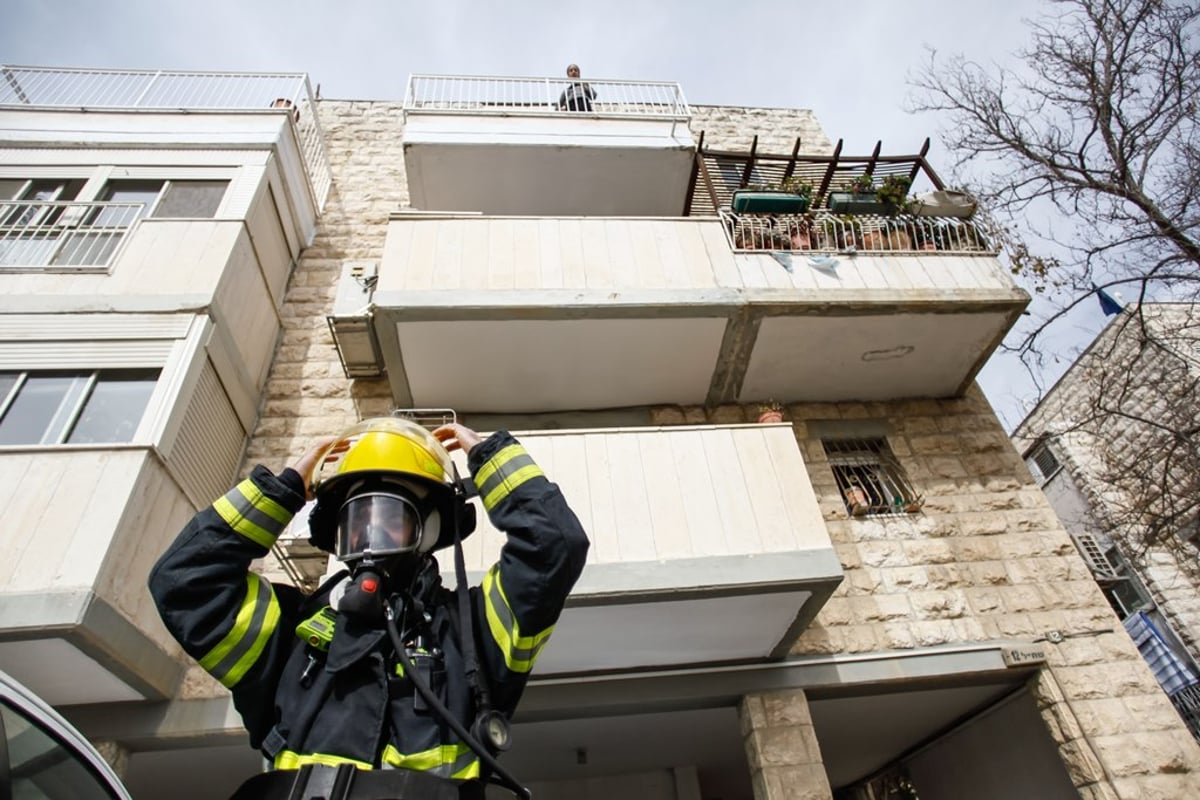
[0, 200, 144, 268]
[391, 408, 458, 430]
[722, 209, 996, 256]
[404, 74, 691, 119]
[824, 437, 922, 517]
[1170, 683, 1200, 740]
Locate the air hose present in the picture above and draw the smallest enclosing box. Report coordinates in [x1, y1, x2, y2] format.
[384, 603, 531, 800]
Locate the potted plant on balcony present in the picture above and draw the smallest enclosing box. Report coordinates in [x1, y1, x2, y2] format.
[732, 177, 814, 215]
[875, 175, 912, 214]
[826, 174, 883, 214]
[827, 174, 912, 215]
[756, 400, 785, 424]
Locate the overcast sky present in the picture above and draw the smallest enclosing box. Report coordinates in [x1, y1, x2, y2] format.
[2, 0, 1114, 429]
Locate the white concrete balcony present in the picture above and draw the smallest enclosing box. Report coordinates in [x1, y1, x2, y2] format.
[0, 448, 200, 707]
[434, 423, 841, 672]
[332, 214, 1029, 411]
[402, 74, 694, 216]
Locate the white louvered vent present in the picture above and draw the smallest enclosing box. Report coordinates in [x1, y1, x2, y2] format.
[0, 313, 194, 341]
[165, 358, 246, 507]
[1026, 441, 1061, 483]
[0, 341, 174, 369]
[1071, 531, 1117, 578]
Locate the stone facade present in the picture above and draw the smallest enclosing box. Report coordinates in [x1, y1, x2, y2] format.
[1014, 305, 1200, 686]
[689, 105, 833, 155]
[650, 392, 1200, 798]
[240, 100, 1200, 798]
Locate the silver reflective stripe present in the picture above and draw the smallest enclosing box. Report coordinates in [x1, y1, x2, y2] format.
[474, 452, 536, 501]
[485, 577, 541, 664]
[222, 486, 287, 539]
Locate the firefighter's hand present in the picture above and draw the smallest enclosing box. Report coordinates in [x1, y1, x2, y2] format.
[433, 423, 483, 455]
[292, 436, 341, 500]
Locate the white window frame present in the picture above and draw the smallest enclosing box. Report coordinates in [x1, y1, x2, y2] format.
[0, 314, 208, 451]
[0, 369, 161, 446]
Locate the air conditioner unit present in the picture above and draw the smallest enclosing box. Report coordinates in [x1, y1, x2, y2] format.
[327, 261, 383, 378]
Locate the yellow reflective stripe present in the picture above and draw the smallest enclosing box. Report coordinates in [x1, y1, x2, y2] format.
[472, 444, 525, 488]
[473, 445, 546, 512]
[381, 743, 480, 779]
[198, 574, 280, 687]
[482, 566, 554, 673]
[274, 751, 373, 771]
[212, 479, 291, 548]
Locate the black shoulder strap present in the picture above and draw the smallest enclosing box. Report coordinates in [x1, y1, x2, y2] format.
[451, 465, 494, 713]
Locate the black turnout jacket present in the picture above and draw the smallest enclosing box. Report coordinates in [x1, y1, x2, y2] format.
[149, 432, 589, 779]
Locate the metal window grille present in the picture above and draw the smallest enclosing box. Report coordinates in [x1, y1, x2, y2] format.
[823, 437, 921, 517]
[1071, 531, 1119, 579]
[1027, 441, 1060, 483]
[391, 408, 457, 430]
[1170, 684, 1200, 741]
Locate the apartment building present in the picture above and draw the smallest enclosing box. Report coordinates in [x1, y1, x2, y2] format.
[1, 66, 1198, 800]
[1013, 303, 1200, 741]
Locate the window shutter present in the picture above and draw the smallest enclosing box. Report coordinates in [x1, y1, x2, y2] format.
[162, 357, 246, 507]
[1029, 442, 1060, 481]
[1071, 531, 1116, 577]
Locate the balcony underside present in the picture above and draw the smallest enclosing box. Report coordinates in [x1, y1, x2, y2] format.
[372, 292, 1024, 413]
[403, 115, 694, 215]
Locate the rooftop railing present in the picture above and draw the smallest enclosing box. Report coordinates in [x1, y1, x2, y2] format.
[403, 73, 691, 119]
[0, 200, 144, 268]
[0, 66, 330, 210]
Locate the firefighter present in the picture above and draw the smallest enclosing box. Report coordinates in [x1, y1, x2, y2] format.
[148, 418, 590, 800]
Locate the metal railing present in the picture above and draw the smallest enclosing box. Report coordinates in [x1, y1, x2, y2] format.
[824, 437, 924, 517]
[1171, 683, 1200, 740]
[721, 209, 996, 256]
[404, 74, 691, 119]
[0, 66, 330, 210]
[0, 200, 144, 268]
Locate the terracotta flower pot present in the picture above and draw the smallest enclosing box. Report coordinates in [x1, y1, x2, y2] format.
[757, 410, 784, 424]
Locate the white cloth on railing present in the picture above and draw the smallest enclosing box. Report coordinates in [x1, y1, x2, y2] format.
[1123, 610, 1199, 696]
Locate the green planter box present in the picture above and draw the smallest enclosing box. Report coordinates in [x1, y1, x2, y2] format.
[731, 191, 811, 214]
[826, 192, 893, 215]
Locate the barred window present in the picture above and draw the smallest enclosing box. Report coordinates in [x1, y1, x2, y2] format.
[823, 437, 921, 516]
[1025, 441, 1061, 483]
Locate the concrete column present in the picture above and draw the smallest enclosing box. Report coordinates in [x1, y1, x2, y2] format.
[740, 689, 833, 800]
[93, 739, 129, 780]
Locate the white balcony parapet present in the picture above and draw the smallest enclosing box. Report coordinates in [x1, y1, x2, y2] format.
[0, 200, 144, 269]
[404, 73, 690, 120]
[722, 209, 998, 256]
[0, 65, 331, 210]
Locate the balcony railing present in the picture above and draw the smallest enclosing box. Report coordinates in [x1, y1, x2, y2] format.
[722, 209, 996, 255]
[0, 66, 331, 209]
[404, 73, 690, 119]
[0, 200, 144, 268]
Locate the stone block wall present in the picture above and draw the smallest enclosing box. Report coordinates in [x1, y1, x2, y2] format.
[650, 391, 1200, 798]
[688, 105, 833, 155]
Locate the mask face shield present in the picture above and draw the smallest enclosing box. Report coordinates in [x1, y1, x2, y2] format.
[336, 492, 423, 562]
